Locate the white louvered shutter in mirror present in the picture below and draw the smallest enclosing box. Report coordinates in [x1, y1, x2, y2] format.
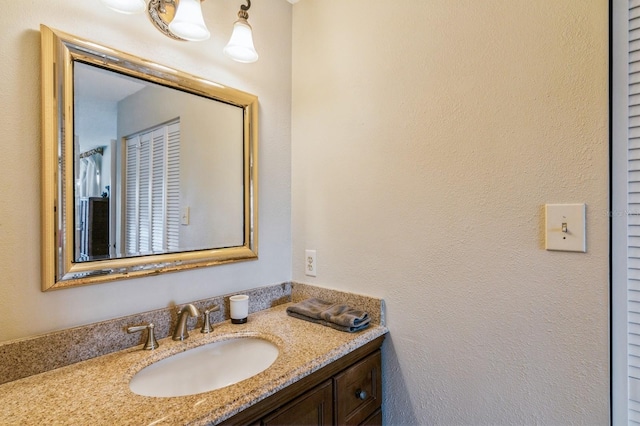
[124, 120, 180, 255]
[166, 122, 180, 251]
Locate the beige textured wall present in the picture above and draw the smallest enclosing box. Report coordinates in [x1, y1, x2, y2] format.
[0, 0, 292, 341]
[291, 1, 609, 424]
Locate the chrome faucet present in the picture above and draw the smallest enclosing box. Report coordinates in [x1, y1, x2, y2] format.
[172, 304, 200, 341]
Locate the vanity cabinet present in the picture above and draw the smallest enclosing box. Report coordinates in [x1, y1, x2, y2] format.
[222, 335, 384, 426]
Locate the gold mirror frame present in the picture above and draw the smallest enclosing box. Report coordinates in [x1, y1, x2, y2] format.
[40, 25, 258, 291]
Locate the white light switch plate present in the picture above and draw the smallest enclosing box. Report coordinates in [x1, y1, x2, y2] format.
[181, 206, 190, 225]
[545, 203, 586, 252]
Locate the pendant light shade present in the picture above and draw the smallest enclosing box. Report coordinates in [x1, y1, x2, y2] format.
[168, 0, 210, 41]
[224, 17, 258, 63]
[100, 0, 145, 14]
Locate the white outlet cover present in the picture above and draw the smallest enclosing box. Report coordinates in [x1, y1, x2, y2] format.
[544, 203, 586, 252]
[305, 249, 316, 277]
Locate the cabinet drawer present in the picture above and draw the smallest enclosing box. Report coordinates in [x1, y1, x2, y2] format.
[262, 380, 333, 426]
[334, 350, 382, 425]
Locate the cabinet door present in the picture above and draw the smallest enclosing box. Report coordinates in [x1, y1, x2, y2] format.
[334, 351, 382, 425]
[262, 380, 333, 426]
[360, 408, 382, 426]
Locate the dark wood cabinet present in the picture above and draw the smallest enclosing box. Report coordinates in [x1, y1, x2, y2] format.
[222, 335, 384, 426]
[262, 380, 333, 426]
[78, 197, 109, 260]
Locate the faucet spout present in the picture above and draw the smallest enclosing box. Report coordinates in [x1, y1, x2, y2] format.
[172, 304, 200, 341]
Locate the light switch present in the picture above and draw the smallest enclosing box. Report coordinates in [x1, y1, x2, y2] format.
[544, 203, 586, 252]
[181, 206, 190, 225]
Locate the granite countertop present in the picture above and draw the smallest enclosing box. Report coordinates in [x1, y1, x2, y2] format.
[0, 303, 388, 425]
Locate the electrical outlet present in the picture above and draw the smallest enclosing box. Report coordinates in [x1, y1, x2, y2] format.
[305, 249, 317, 277]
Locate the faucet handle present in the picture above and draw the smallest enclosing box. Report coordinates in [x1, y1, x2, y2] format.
[127, 323, 159, 350]
[201, 305, 221, 334]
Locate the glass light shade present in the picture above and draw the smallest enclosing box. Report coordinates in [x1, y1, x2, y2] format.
[100, 0, 145, 14]
[224, 19, 258, 63]
[168, 0, 210, 41]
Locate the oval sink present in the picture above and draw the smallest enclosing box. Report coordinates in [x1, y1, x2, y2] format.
[129, 337, 279, 397]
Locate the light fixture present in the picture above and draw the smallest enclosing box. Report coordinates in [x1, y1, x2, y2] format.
[168, 0, 209, 41]
[224, 0, 258, 63]
[99, 0, 259, 62]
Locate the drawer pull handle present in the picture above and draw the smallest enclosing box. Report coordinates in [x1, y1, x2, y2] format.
[355, 389, 367, 400]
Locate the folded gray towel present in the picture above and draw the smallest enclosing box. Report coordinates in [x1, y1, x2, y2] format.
[286, 298, 335, 320]
[286, 298, 371, 333]
[320, 304, 370, 328]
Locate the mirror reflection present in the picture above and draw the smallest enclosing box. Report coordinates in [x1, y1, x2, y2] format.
[73, 63, 244, 262]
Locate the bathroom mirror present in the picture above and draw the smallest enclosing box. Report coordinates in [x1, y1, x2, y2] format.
[41, 25, 258, 290]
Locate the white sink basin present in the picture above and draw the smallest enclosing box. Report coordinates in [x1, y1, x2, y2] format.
[129, 337, 279, 397]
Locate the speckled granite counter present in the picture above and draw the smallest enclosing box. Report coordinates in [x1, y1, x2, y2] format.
[0, 302, 388, 425]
